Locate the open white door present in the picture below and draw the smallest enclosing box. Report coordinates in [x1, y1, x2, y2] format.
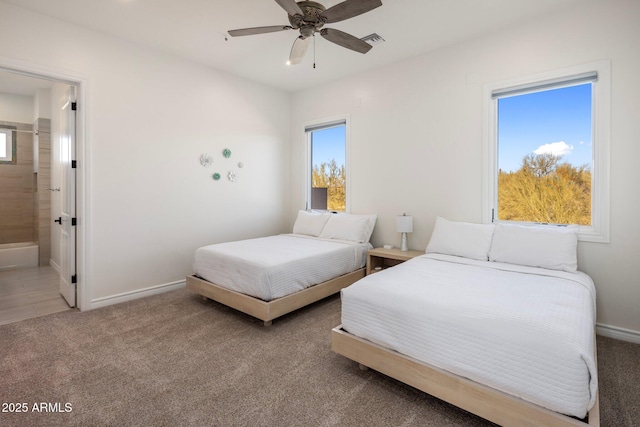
[58, 87, 77, 307]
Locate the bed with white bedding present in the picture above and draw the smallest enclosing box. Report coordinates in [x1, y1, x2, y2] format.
[186, 211, 375, 325]
[331, 218, 599, 426]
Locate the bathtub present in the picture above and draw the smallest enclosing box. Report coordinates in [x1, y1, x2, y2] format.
[0, 242, 39, 270]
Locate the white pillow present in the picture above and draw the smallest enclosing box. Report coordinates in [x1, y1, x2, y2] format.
[292, 210, 331, 237]
[488, 223, 578, 272]
[426, 217, 495, 261]
[319, 213, 377, 243]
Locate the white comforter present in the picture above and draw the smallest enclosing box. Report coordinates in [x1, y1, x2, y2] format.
[193, 234, 370, 301]
[341, 253, 597, 418]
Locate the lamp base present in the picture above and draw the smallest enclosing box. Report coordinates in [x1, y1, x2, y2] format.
[400, 232, 408, 252]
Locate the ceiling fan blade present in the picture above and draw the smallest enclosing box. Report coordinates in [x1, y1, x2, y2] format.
[320, 28, 372, 54]
[275, 0, 303, 16]
[288, 36, 311, 64]
[228, 25, 293, 37]
[321, 0, 382, 24]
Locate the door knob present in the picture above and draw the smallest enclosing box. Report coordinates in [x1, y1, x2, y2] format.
[54, 217, 62, 224]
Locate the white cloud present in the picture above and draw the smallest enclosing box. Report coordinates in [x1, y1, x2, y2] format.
[534, 141, 573, 157]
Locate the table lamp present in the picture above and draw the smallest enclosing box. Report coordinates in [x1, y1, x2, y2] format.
[396, 213, 413, 252]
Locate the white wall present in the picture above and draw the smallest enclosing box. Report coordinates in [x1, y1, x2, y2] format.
[0, 92, 33, 123]
[290, 0, 640, 336]
[0, 2, 291, 305]
[34, 88, 51, 121]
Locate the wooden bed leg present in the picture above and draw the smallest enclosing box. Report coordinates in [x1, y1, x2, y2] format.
[358, 363, 369, 371]
[263, 320, 272, 327]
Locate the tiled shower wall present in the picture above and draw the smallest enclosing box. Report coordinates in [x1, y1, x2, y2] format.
[0, 120, 34, 244]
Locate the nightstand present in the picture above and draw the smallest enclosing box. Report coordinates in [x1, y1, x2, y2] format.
[366, 247, 424, 275]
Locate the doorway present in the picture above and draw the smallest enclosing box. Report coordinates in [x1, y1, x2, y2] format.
[0, 63, 85, 315]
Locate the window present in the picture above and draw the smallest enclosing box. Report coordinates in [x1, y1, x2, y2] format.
[306, 119, 348, 212]
[483, 61, 610, 242]
[0, 132, 6, 157]
[0, 128, 16, 164]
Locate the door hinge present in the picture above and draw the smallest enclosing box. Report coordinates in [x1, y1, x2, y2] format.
[71, 102, 77, 111]
[71, 274, 77, 284]
[71, 160, 77, 168]
[71, 218, 77, 226]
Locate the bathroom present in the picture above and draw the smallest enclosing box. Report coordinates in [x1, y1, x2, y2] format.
[0, 72, 60, 271]
[0, 69, 79, 324]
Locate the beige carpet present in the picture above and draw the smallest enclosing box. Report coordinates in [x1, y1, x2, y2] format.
[0, 288, 638, 426]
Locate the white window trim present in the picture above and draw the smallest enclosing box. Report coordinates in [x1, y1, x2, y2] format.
[303, 114, 351, 212]
[482, 60, 610, 243]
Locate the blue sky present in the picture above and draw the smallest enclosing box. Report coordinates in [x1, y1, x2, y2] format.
[311, 125, 346, 167]
[498, 83, 592, 172]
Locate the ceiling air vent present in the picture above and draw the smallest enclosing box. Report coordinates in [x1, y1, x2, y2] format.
[360, 33, 385, 46]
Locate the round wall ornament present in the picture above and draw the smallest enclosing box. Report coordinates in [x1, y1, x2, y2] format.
[200, 153, 213, 167]
[223, 148, 232, 158]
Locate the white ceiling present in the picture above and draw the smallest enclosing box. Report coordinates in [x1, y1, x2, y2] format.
[1, 0, 584, 93]
[0, 70, 55, 97]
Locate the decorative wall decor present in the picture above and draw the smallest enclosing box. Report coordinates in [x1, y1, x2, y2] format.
[200, 153, 213, 167]
[202, 148, 244, 183]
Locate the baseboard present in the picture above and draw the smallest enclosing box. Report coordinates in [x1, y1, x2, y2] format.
[90, 279, 186, 310]
[49, 259, 61, 274]
[596, 322, 640, 344]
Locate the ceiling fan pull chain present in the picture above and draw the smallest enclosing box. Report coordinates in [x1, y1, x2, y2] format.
[313, 34, 316, 69]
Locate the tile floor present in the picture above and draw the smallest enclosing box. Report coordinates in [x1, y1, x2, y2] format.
[0, 265, 72, 325]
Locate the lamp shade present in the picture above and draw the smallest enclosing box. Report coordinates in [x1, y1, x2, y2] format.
[396, 215, 413, 233]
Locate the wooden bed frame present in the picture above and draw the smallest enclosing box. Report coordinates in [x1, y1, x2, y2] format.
[185, 268, 365, 326]
[331, 326, 600, 427]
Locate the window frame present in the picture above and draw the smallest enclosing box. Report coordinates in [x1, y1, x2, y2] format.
[0, 128, 16, 164]
[304, 115, 350, 213]
[482, 61, 610, 243]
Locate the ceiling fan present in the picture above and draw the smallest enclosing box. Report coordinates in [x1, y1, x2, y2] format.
[228, 0, 383, 65]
